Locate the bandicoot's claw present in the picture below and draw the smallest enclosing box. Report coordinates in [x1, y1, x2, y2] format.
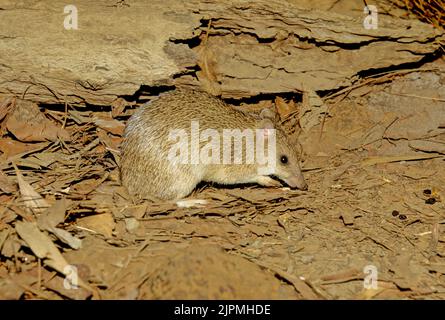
[176, 199, 208, 208]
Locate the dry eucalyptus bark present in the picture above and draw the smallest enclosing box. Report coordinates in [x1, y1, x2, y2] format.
[175, 0, 444, 98]
[0, 0, 443, 105]
[0, 0, 199, 106]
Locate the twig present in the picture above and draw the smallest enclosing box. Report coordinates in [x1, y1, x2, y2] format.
[391, 93, 445, 102]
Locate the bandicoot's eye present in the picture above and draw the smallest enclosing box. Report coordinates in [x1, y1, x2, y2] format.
[280, 155, 288, 164]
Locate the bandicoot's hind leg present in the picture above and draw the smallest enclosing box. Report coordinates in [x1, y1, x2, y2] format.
[162, 169, 208, 207]
[159, 169, 202, 200]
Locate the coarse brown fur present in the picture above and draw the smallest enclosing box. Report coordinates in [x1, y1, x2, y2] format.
[120, 88, 307, 200]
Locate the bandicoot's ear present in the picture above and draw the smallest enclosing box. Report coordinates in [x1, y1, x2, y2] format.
[258, 118, 274, 130]
[258, 118, 276, 139]
[259, 108, 277, 122]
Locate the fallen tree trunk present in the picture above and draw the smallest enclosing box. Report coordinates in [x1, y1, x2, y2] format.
[0, 0, 443, 105]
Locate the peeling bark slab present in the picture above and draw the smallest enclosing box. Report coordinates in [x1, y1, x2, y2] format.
[0, 0, 199, 105]
[178, 0, 444, 98]
[0, 0, 443, 105]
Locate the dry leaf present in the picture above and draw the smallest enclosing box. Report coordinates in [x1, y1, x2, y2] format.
[0, 278, 25, 300]
[0, 229, 10, 251]
[36, 198, 81, 249]
[15, 221, 93, 294]
[275, 96, 296, 120]
[68, 110, 91, 124]
[111, 98, 128, 118]
[97, 129, 122, 152]
[71, 175, 109, 195]
[76, 213, 115, 238]
[1, 142, 51, 169]
[14, 164, 49, 214]
[94, 118, 125, 136]
[48, 227, 82, 250]
[15, 221, 67, 265]
[299, 90, 327, 131]
[1, 234, 21, 258]
[122, 203, 148, 219]
[6, 100, 70, 142]
[0, 139, 41, 159]
[0, 171, 17, 194]
[37, 198, 69, 229]
[26, 152, 63, 168]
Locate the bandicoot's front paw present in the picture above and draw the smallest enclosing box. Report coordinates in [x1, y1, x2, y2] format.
[256, 176, 282, 187]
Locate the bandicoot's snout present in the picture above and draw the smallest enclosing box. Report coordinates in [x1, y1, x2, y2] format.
[283, 171, 308, 190]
